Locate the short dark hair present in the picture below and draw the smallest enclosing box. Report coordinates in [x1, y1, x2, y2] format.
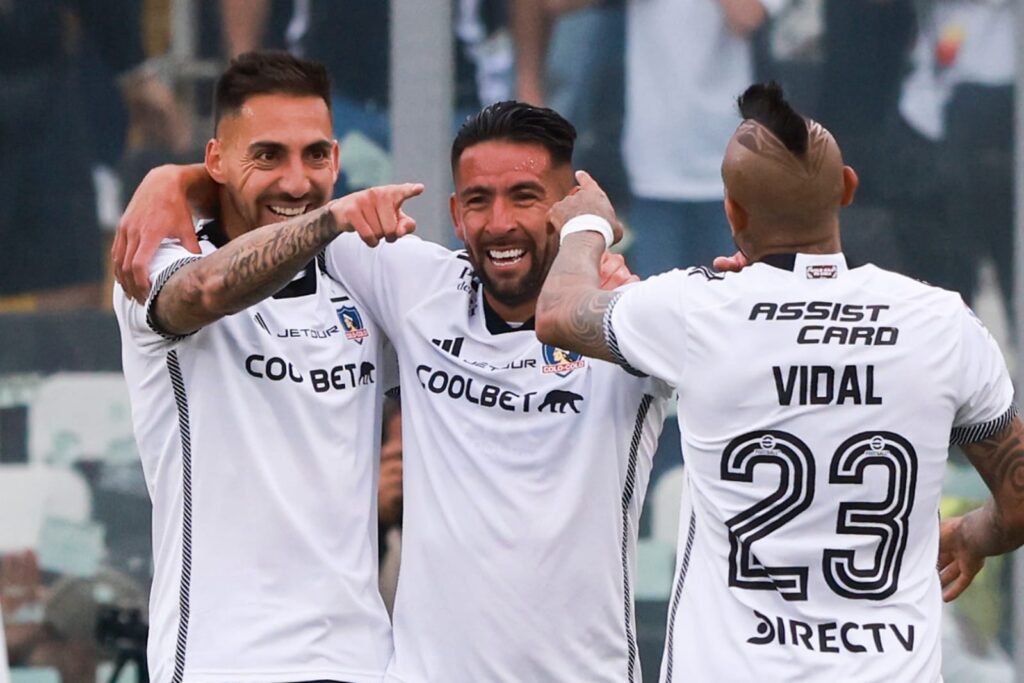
[451, 101, 577, 169]
[213, 50, 332, 130]
[737, 82, 808, 155]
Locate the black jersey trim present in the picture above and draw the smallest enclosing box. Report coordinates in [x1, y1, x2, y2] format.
[950, 404, 1018, 445]
[271, 259, 318, 299]
[759, 253, 798, 271]
[166, 350, 194, 683]
[482, 295, 535, 334]
[196, 219, 228, 248]
[686, 265, 725, 281]
[664, 507, 697, 683]
[603, 293, 648, 378]
[146, 257, 203, 341]
[619, 394, 654, 683]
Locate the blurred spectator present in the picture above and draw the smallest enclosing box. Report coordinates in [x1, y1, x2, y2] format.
[0, 551, 43, 667]
[0, 551, 148, 683]
[816, 0, 914, 206]
[0, 0, 191, 312]
[891, 0, 1015, 331]
[117, 0, 207, 207]
[0, 603, 7, 683]
[622, 0, 786, 278]
[220, 0, 513, 197]
[512, 0, 629, 208]
[810, 0, 915, 272]
[378, 397, 403, 614]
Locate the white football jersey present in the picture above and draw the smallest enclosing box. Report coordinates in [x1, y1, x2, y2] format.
[114, 221, 394, 683]
[325, 234, 670, 683]
[606, 253, 1016, 683]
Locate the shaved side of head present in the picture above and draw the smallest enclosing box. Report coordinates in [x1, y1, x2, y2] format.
[722, 83, 846, 240]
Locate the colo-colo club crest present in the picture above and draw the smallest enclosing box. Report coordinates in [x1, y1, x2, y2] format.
[337, 305, 369, 344]
[542, 344, 586, 377]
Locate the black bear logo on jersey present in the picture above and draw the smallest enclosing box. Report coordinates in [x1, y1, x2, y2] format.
[359, 362, 375, 384]
[538, 390, 583, 414]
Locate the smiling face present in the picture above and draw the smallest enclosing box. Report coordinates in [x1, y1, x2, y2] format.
[205, 92, 339, 238]
[450, 140, 574, 322]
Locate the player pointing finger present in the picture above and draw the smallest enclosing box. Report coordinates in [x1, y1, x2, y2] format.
[331, 182, 423, 247]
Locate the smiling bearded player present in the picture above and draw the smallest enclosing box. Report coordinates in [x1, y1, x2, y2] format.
[114, 100, 676, 682]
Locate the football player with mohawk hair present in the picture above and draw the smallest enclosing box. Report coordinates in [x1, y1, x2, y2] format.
[538, 82, 1024, 682]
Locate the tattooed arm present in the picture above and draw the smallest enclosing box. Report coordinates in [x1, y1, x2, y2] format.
[939, 416, 1024, 601]
[535, 171, 624, 362]
[151, 183, 422, 337]
[535, 231, 618, 362]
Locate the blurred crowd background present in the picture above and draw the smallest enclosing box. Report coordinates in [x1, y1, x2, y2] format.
[0, 1, 1019, 681]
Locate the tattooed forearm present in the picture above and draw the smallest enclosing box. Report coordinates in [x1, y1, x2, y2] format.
[221, 207, 336, 295]
[154, 204, 340, 335]
[960, 417, 1024, 556]
[565, 289, 615, 355]
[536, 233, 617, 363]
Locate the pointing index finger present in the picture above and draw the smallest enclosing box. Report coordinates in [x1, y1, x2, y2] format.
[391, 182, 425, 204]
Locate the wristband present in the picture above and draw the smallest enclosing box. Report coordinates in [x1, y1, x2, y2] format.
[559, 214, 613, 249]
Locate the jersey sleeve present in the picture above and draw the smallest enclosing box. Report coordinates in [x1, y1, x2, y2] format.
[113, 240, 204, 352]
[950, 304, 1017, 445]
[323, 233, 436, 339]
[604, 271, 688, 387]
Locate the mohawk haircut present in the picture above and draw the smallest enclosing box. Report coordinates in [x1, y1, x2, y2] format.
[451, 101, 577, 169]
[213, 50, 332, 131]
[737, 82, 808, 155]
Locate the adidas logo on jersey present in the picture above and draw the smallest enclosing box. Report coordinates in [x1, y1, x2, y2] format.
[432, 337, 465, 358]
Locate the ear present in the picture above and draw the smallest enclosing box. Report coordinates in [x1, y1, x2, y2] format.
[206, 138, 227, 184]
[331, 139, 341, 184]
[724, 195, 748, 235]
[840, 166, 859, 207]
[449, 193, 464, 241]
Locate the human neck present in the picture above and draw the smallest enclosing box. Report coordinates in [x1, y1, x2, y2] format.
[483, 290, 536, 324]
[218, 187, 252, 242]
[743, 223, 841, 263]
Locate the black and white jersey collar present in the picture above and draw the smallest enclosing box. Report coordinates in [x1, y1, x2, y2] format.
[482, 294, 535, 334]
[760, 252, 851, 279]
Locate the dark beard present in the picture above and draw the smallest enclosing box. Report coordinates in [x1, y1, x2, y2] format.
[468, 251, 551, 314]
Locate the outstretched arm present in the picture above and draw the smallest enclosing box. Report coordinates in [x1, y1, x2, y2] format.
[535, 171, 621, 362]
[939, 416, 1024, 601]
[150, 183, 422, 337]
